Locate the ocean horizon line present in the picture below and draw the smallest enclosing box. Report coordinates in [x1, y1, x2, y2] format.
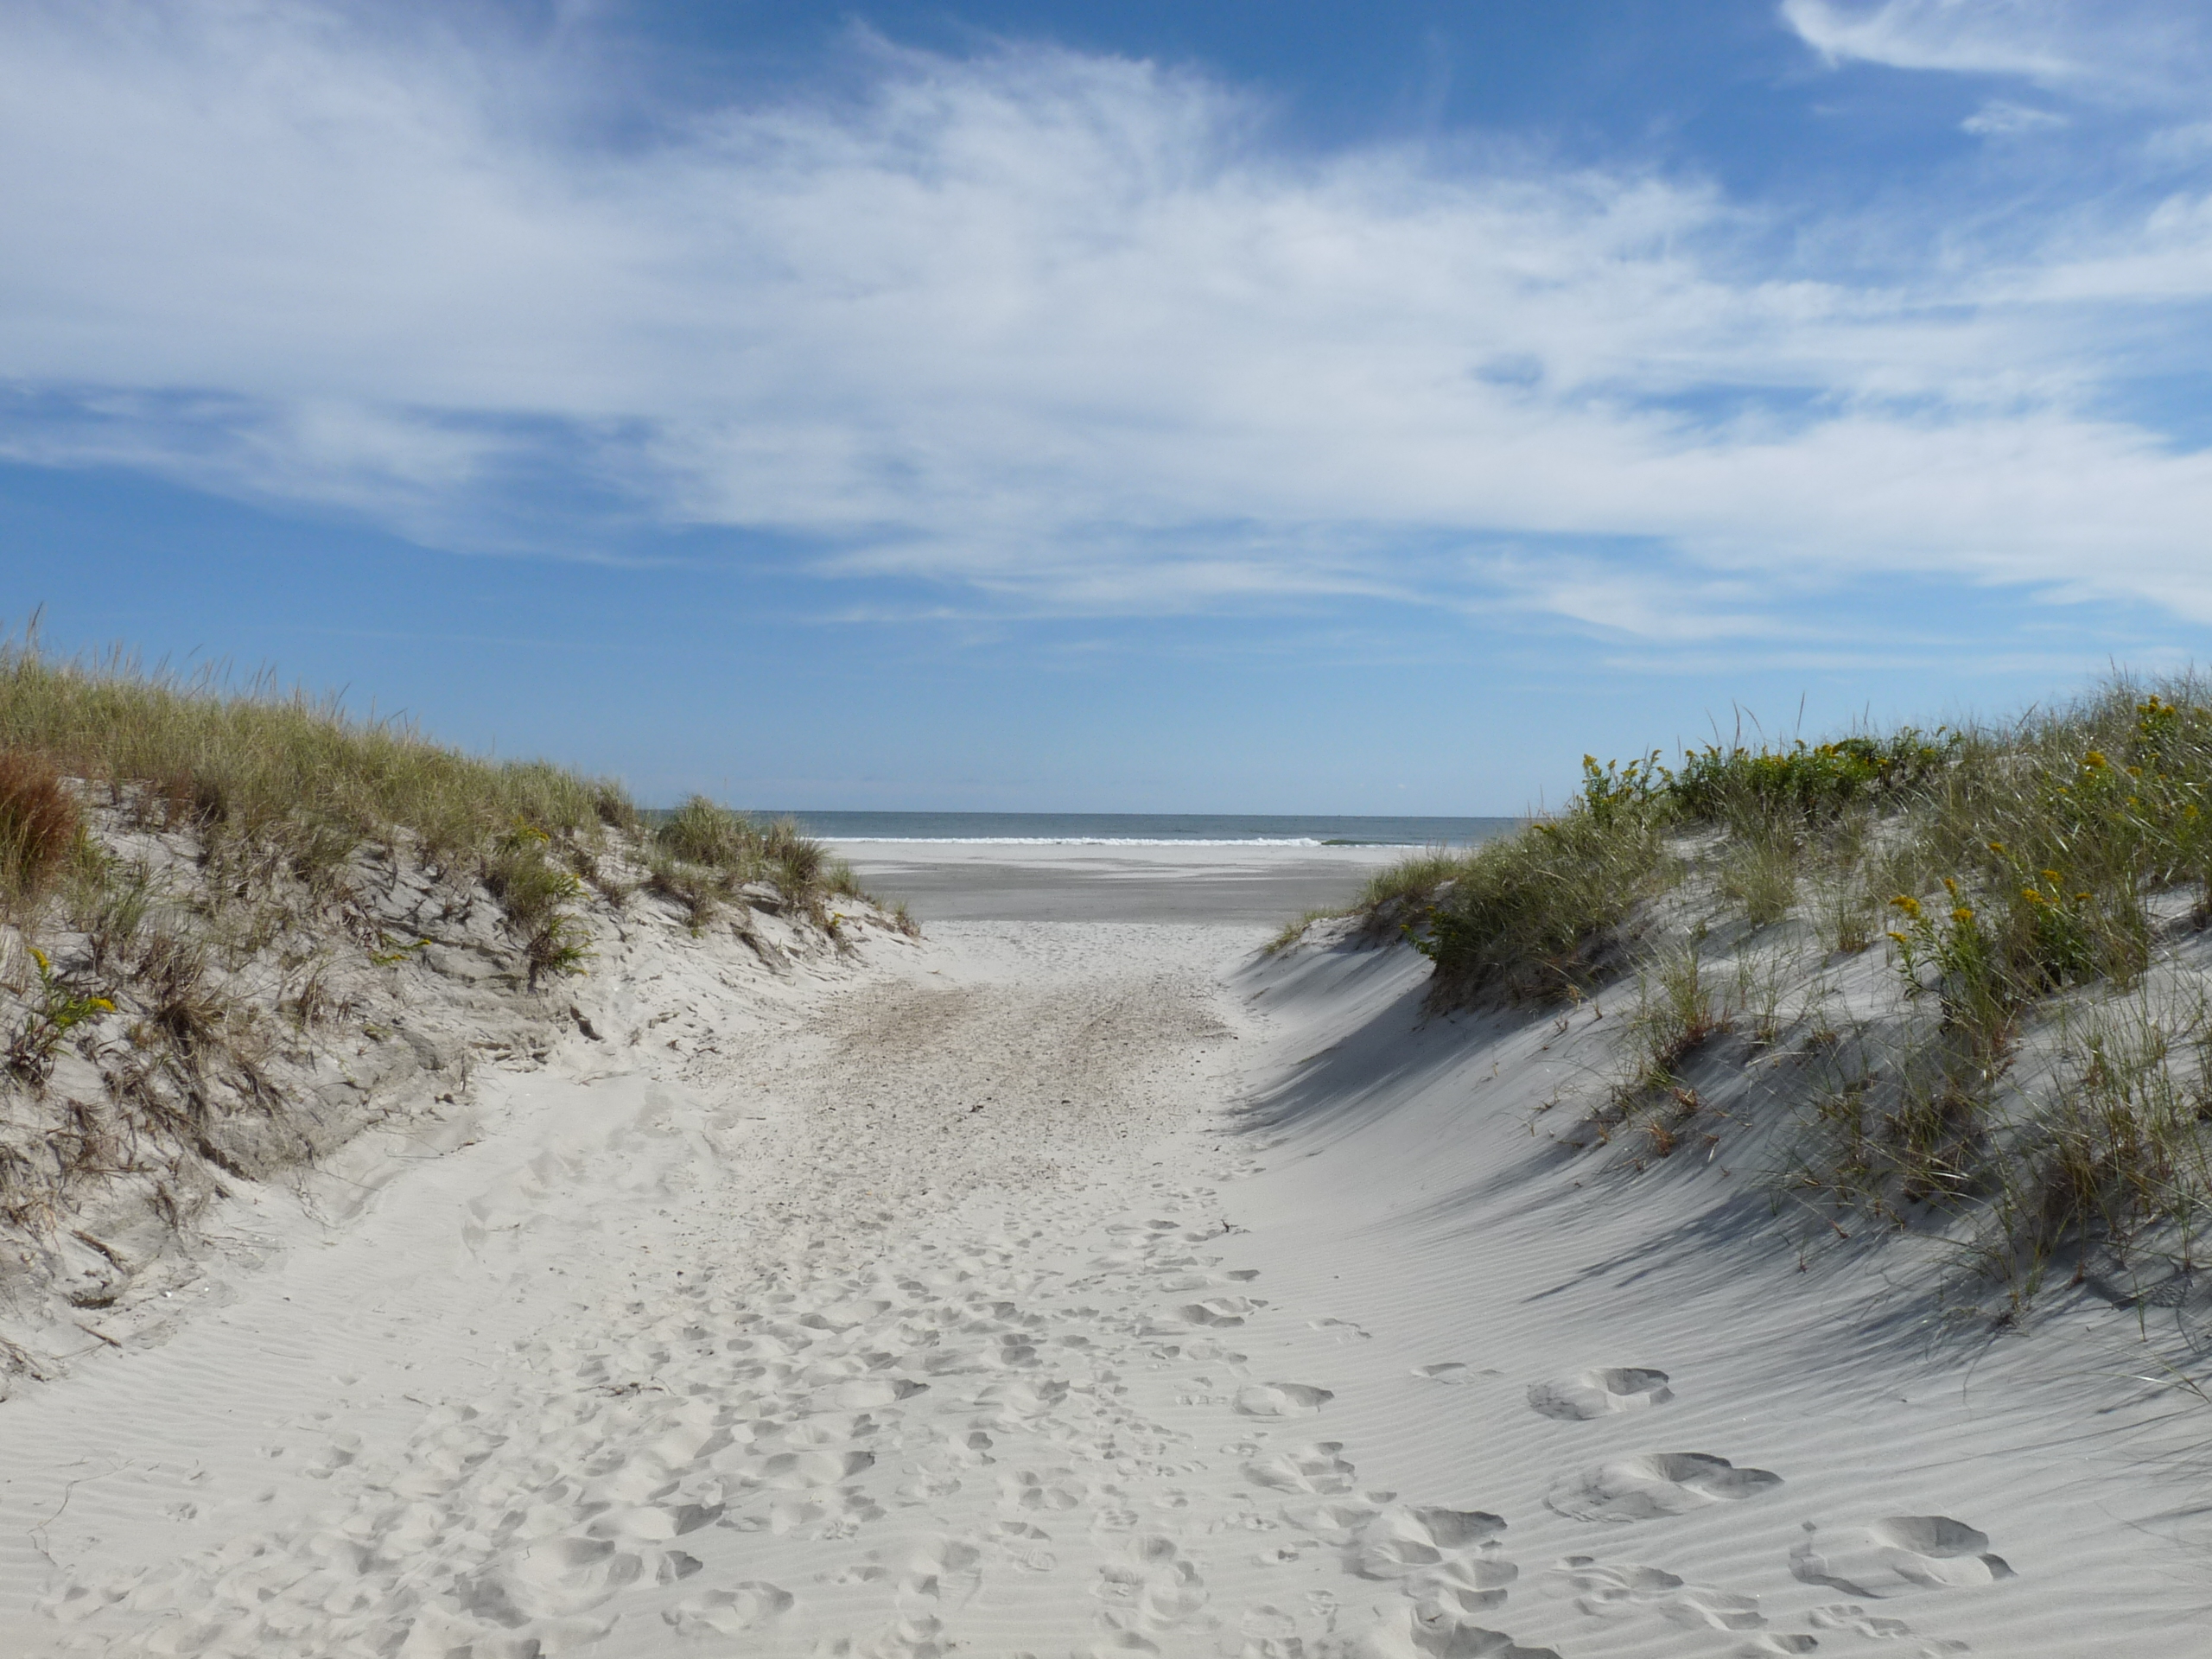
[757, 810, 1521, 849]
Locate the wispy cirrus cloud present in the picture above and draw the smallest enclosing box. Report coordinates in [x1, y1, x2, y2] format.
[1780, 0, 2212, 103]
[1782, 0, 2083, 83]
[1, 2, 2211, 645]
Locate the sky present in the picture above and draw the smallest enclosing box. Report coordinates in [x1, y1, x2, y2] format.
[5, 0, 2212, 812]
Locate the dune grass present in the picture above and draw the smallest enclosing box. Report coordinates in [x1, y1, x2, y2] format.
[1303, 676, 2212, 1311]
[0, 640, 631, 874]
[646, 795, 869, 931]
[0, 636, 878, 940]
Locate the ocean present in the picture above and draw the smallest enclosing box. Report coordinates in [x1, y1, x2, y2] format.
[765, 811, 1516, 847]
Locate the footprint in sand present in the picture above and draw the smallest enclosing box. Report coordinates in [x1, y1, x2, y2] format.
[1283, 1497, 1387, 1546]
[1091, 1533, 1211, 1637]
[1360, 1607, 1560, 1658]
[1244, 1442, 1360, 1495]
[1412, 1362, 1481, 1383]
[1176, 1294, 1265, 1327]
[899, 1537, 984, 1610]
[750, 1448, 874, 1490]
[1806, 1600, 1972, 1653]
[1554, 1555, 1763, 1631]
[1526, 1368, 1673, 1421]
[1790, 1516, 2014, 1596]
[1235, 1382, 1335, 1417]
[466, 1534, 645, 1622]
[1300, 1504, 1530, 1659]
[663, 1580, 794, 1636]
[1544, 1452, 1782, 1522]
[1351, 1506, 1510, 1586]
[1308, 1317, 1370, 1342]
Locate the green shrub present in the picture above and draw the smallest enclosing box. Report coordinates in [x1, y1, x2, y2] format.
[1666, 730, 1955, 830]
[1413, 756, 1677, 1004]
[484, 826, 590, 987]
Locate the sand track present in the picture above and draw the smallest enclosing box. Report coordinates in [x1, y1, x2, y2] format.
[0, 923, 1376, 1657]
[1, 919, 2204, 1656]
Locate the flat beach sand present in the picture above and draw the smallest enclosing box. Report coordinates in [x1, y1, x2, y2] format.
[1, 841, 2202, 1656]
[826, 839, 1410, 924]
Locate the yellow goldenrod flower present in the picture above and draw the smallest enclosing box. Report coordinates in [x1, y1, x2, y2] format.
[2041, 868, 2063, 882]
[1942, 875, 1960, 896]
[2085, 750, 2109, 768]
[1953, 906, 1974, 924]
[1886, 931, 1910, 946]
[1891, 894, 1922, 917]
[2126, 766, 2143, 778]
[1986, 840, 2006, 855]
[92, 997, 114, 1013]
[2075, 892, 2092, 901]
[2023, 889, 2044, 904]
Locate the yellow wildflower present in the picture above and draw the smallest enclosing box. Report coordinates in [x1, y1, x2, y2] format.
[29, 946, 48, 973]
[1886, 931, 1910, 946]
[1986, 840, 2006, 855]
[1953, 906, 1974, 924]
[2085, 750, 2109, 768]
[2023, 889, 2044, 905]
[1891, 894, 1922, 918]
[1942, 875, 1960, 897]
[2041, 868, 2062, 882]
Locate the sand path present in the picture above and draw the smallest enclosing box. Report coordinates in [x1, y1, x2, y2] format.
[1, 919, 2206, 1656]
[0, 922, 1310, 1657]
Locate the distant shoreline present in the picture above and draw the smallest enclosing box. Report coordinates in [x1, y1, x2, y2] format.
[741, 810, 1520, 848]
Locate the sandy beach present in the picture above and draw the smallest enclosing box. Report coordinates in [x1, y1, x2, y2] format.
[826, 840, 1413, 924]
[0, 841, 2202, 1657]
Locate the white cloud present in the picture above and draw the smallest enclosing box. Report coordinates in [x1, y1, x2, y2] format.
[1961, 99, 2069, 136]
[1, 2, 2211, 640]
[1779, 0, 2211, 104]
[1781, 0, 2081, 82]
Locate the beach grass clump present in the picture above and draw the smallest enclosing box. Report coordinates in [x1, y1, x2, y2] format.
[1597, 944, 1733, 1155]
[0, 750, 81, 912]
[1410, 755, 1679, 1004]
[1998, 999, 2212, 1287]
[646, 797, 865, 929]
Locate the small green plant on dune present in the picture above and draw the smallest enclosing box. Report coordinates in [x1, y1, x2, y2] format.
[1408, 753, 1678, 1004]
[645, 797, 871, 934]
[5, 946, 114, 1082]
[485, 823, 592, 987]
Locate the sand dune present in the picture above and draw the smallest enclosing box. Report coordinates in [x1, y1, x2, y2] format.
[1, 912, 2204, 1656]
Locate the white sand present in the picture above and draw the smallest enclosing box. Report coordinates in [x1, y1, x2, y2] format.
[0, 901, 2204, 1656]
[825, 840, 1409, 924]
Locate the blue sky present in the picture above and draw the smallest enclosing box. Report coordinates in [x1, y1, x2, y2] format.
[6, 1, 2212, 811]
